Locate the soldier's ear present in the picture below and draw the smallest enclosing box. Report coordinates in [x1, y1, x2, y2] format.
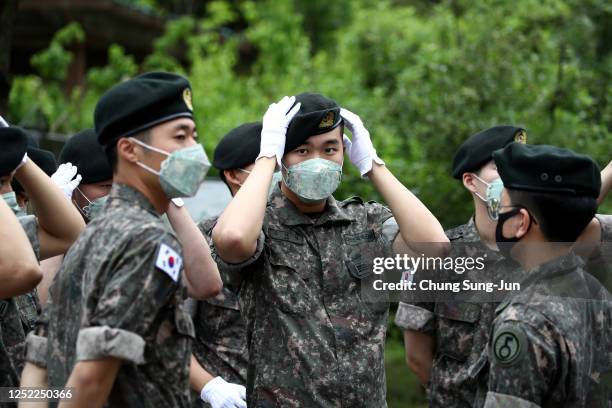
[462, 172, 478, 193]
[224, 169, 242, 189]
[116, 137, 140, 164]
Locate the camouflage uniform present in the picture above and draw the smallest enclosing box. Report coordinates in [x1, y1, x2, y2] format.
[483, 251, 612, 407]
[0, 215, 40, 393]
[214, 183, 399, 407]
[191, 216, 248, 407]
[394, 217, 519, 408]
[32, 184, 194, 407]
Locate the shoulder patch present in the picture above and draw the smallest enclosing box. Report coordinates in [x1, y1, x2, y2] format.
[492, 323, 527, 366]
[155, 243, 183, 282]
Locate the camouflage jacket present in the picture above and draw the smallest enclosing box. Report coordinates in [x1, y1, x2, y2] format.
[0, 215, 40, 396]
[191, 216, 248, 407]
[394, 217, 519, 408]
[483, 251, 612, 407]
[40, 184, 194, 408]
[214, 183, 399, 408]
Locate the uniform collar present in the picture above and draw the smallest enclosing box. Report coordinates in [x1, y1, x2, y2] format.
[466, 216, 505, 261]
[108, 183, 158, 216]
[520, 250, 583, 288]
[268, 181, 353, 226]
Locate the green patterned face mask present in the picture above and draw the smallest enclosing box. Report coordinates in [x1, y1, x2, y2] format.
[75, 188, 108, 221]
[2, 191, 26, 217]
[131, 138, 210, 199]
[282, 158, 342, 203]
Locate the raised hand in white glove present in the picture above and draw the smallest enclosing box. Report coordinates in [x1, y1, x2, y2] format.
[51, 163, 82, 201]
[200, 376, 247, 408]
[257, 95, 301, 167]
[341, 108, 384, 177]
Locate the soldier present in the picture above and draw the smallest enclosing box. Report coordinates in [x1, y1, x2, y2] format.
[482, 143, 611, 407]
[394, 126, 526, 407]
[35, 128, 114, 305]
[191, 123, 263, 408]
[24, 72, 222, 408]
[0, 125, 85, 397]
[212, 93, 449, 406]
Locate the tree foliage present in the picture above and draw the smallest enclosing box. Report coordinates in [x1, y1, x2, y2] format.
[8, 0, 612, 226]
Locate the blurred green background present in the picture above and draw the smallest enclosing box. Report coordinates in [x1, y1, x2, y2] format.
[4, 0, 612, 406]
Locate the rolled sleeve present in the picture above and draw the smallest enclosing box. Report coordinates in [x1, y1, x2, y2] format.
[211, 231, 265, 286]
[76, 326, 145, 365]
[25, 333, 48, 368]
[484, 392, 541, 408]
[382, 217, 400, 247]
[394, 301, 435, 332]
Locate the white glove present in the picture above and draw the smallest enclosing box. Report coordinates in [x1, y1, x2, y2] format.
[257, 95, 301, 167]
[341, 108, 384, 177]
[15, 152, 28, 170]
[51, 163, 82, 201]
[200, 377, 247, 408]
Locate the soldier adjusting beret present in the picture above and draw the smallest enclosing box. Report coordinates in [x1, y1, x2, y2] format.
[0, 126, 28, 176]
[452, 125, 527, 179]
[95, 72, 194, 147]
[213, 122, 262, 170]
[59, 128, 112, 184]
[493, 143, 601, 197]
[284, 92, 343, 154]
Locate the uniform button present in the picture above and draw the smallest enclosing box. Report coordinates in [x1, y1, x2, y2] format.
[540, 173, 549, 181]
[554, 175, 562, 182]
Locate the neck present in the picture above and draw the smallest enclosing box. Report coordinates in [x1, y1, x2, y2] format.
[114, 170, 169, 215]
[280, 182, 326, 213]
[513, 237, 572, 272]
[473, 198, 497, 249]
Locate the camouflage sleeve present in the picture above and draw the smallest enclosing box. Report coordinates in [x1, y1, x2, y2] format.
[18, 215, 40, 261]
[75, 230, 182, 365]
[25, 332, 47, 368]
[365, 201, 398, 256]
[596, 214, 612, 242]
[485, 315, 561, 407]
[394, 301, 436, 332]
[210, 231, 265, 285]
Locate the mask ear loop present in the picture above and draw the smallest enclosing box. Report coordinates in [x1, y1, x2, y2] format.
[74, 187, 94, 218]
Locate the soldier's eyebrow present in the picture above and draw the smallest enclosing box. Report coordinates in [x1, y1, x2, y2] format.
[174, 123, 196, 133]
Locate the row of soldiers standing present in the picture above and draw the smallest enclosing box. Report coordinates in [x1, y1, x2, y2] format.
[0, 71, 611, 407]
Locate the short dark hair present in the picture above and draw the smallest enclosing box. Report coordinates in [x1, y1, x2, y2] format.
[507, 188, 597, 242]
[105, 129, 151, 172]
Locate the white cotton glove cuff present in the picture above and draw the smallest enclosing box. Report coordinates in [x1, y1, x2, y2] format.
[15, 153, 29, 170]
[200, 376, 247, 408]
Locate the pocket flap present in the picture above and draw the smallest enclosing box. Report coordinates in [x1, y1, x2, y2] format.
[435, 302, 481, 323]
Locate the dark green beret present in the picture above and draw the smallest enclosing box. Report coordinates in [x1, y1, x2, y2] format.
[284, 92, 342, 153]
[213, 122, 262, 170]
[493, 143, 601, 197]
[95, 71, 194, 147]
[0, 126, 28, 176]
[452, 125, 527, 179]
[12, 147, 57, 193]
[59, 128, 112, 184]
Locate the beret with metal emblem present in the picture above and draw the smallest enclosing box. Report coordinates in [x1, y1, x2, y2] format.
[213, 122, 262, 171]
[59, 128, 112, 184]
[284, 92, 343, 154]
[95, 71, 194, 147]
[452, 125, 527, 179]
[0, 126, 29, 176]
[493, 143, 601, 198]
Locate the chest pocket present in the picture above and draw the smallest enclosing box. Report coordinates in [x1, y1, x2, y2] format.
[343, 229, 389, 315]
[435, 302, 481, 362]
[265, 228, 315, 316]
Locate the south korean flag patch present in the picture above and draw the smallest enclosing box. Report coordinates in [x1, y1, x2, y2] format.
[155, 243, 183, 282]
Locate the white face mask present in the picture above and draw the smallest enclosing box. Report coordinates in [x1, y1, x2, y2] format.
[472, 173, 504, 220]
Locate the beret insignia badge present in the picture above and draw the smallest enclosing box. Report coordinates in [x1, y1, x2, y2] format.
[183, 88, 193, 111]
[514, 130, 527, 144]
[319, 111, 335, 128]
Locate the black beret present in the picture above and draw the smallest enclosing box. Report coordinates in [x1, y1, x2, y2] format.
[0, 127, 28, 176]
[452, 125, 527, 179]
[12, 147, 57, 193]
[213, 122, 262, 170]
[59, 128, 112, 184]
[493, 143, 601, 197]
[95, 71, 194, 146]
[284, 92, 342, 153]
